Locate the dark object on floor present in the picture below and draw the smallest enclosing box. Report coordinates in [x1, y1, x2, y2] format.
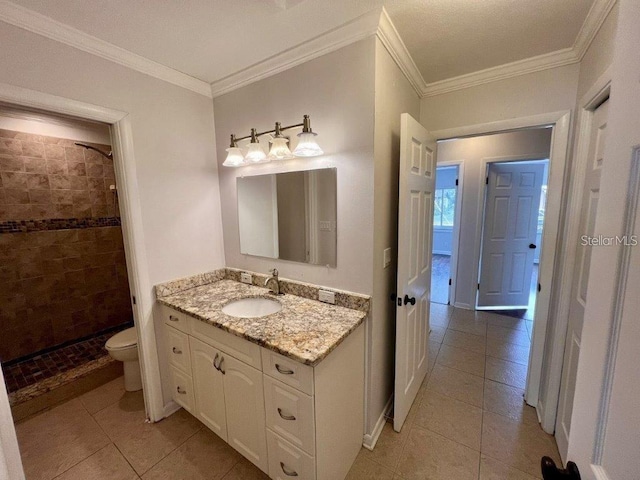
[541, 456, 581, 480]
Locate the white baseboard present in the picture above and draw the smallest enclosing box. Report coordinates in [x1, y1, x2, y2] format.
[161, 400, 181, 420]
[453, 302, 473, 310]
[362, 395, 393, 450]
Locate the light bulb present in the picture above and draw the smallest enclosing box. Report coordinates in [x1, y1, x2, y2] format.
[268, 137, 294, 160]
[245, 142, 267, 163]
[293, 132, 323, 157]
[223, 147, 244, 167]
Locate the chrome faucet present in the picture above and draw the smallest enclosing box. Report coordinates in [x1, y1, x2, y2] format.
[264, 268, 281, 295]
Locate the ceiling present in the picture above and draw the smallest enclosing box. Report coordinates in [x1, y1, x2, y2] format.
[6, 0, 595, 88]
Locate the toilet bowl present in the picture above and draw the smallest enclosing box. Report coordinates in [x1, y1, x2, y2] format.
[106, 327, 142, 392]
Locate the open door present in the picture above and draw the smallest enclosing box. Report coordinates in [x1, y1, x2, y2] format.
[477, 161, 545, 309]
[394, 113, 436, 432]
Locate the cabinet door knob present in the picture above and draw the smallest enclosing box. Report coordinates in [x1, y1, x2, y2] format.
[275, 364, 294, 375]
[277, 408, 296, 421]
[280, 462, 298, 477]
[169, 315, 179, 322]
[172, 347, 182, 354]
[176, 386, 187, 395]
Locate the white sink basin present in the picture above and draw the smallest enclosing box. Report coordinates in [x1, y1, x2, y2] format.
[222, 297, 282, 318]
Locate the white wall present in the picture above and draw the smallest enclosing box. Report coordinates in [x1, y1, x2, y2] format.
[437, 129, 552, 308]
[0, 22, 226, 407]
[214, 38, 376, 293]
[420, 64, 579, 132]
[370, 38, 421, 436]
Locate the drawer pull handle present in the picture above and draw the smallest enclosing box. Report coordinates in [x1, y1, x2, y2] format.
[176, 386, 187, 395]
[213, 353, 220, 371]
[277, 408, 296, 421]
[172, 347, 182, 354]
[280, 462, 298, 477]
[275, 364, 294, 375]
[218, 356, 226, 375]
[169, 315, 179, 322]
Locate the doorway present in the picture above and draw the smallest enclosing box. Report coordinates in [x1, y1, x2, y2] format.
[430, 164, 460, 305]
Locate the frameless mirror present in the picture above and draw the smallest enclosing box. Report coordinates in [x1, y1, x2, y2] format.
[237, 168, 337, 266]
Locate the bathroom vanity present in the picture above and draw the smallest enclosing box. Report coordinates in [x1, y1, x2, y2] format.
[156, 273, 367, 480]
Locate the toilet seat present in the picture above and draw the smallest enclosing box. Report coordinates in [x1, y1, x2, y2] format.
[106, 327, 138, 351]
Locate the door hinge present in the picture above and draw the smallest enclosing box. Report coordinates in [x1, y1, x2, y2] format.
[485, 177, 489, 185]
[455, 178, 459, 186]
[538, 283, 541, 293]
[132, 295, 137, 305]
[448, 278, 452, 286]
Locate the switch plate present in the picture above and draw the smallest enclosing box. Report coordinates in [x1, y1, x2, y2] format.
[240, 272, 252, 284]
[383, 248, 391, 268]
[318, 290, 336, 304]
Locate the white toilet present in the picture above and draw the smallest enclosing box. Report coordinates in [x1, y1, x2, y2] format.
[106, 327, 142, 392]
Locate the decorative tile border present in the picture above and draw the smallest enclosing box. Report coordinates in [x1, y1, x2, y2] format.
[0, 216, 121, 234]
[156, 267, 370, 313]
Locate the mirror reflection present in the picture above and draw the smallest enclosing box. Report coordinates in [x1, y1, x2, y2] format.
[237, 168, 337, 266]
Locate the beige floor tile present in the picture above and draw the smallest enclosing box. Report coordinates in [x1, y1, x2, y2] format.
[482, 313, 529, 331]
[94, 393, 202, 475]
[79, 376, 127, 415]
[482, 411, 561, 478]
[479, 455, 539, 480]
[396, 426, 480, 480]
[484, 380, 538, 426]
[220, 457, 268, 479]
[414, 390, 483, 450]
[429, 326, 446, 343]
[430, 303, 453, 328]
[16, 398, 110, 480]
[485, 357, 528, 389]
[360, 422, 410, 470]
[436, 344, 486, 377]
[142, 428, 240, 480]
[486, 337, 531, 365]
[486, 324, 530, 347]
[448, 311, 487, 336]
[443, 329, 486, 355]
[54, 444, 138, 480]
[428, 341, 441, 371]
[426, 364, 484, 407]
[346, 451, 395, 480]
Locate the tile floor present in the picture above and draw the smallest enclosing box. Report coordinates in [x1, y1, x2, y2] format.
[345, 303, 559, 480]
[14, 304, 559, 480]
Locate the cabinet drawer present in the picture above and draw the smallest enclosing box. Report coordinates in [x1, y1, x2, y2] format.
[262, 348, 314, 395]
[267, 430, 316, 480]
[166, 326, 191, 373]
[169, 365, 194, 413]
[162, 306, 190, 334]
[264, 376, 315, 455]
[191, 319, 261, 369]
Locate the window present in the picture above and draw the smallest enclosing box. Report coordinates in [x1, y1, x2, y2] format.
[434, 188, 456, 227]
[537, 185, 547, 234]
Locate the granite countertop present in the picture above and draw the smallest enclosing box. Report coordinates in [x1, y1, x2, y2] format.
[157, 279, 367, 366]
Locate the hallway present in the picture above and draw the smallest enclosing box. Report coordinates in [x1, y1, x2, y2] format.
[346, 303, 560, 480]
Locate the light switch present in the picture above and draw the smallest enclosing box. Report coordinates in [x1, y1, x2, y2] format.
[383, 248, 392, 268]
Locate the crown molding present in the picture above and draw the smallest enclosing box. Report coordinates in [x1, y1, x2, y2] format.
[0, 0, 212, 98]
[210, 9, 381, 98]
[375, 7, 427, 97]
[573, 0, 617, 61]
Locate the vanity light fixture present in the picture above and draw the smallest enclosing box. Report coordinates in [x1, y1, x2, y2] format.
[223, 115, 322, 167]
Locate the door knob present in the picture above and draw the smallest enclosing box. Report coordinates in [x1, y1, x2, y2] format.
[403, 294, 416, 306]
[529, 244, 537, 249]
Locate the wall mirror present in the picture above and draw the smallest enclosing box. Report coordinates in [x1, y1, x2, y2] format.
[237, 168, 337, 266]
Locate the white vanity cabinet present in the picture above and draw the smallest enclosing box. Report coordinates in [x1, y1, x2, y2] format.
[162, 304, 364, 480]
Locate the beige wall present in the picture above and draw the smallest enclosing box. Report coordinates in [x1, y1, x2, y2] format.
[0, 22, 226, 406]
[213, 38, 376, 294]
[420, 64, 580, 132]
[370, 38, 421, 434]
[438, 129, 552, 308]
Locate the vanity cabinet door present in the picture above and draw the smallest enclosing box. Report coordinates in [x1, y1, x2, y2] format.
[222, 354, 269, 474]
[190, 337, 228, 441]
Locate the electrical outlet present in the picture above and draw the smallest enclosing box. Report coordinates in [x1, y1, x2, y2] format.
[383, 248, 391, 268]
[318, 289, 336, 305]
[240, 272, 252, 284]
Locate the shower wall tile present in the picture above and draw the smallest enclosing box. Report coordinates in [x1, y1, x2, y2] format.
[0, 129, 114, 222]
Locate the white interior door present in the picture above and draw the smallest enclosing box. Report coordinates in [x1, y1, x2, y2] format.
[477, 162, 545, 308]
[555, 100, 609, 461]
[394, 113, 435, 432]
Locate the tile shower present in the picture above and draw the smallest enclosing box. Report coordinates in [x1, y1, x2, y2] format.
[0, 128, 133, 403]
